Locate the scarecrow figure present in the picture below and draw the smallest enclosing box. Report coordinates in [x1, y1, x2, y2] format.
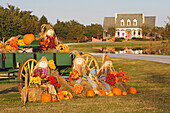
[72, 55, 99, 95]
[97, 54, 114, 94]
[31, 57, 59, 96]
[32, 56, 50, 79]
[40, 24, 58, 49]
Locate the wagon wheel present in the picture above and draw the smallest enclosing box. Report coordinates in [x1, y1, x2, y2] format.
[81, 53, 99, 83]
[18, 58, 37, 94]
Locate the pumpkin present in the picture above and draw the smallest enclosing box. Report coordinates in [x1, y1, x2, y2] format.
[98, 90, 106, 96]
[122, 91, 127, 95]
[52, 94, 57, 102]
[107, 93, 114, 96]
[41, 94, 52, 103]
[87, 90, 95, 97]
[23, 34, 35, 45]
[112, 88, 121, 95]
[64, 48, 70, 53]
[5, 45, 12, 50]
[58, 92, 64, 100]
[74, 84, 83, 94]
[128, 87, 137, 94]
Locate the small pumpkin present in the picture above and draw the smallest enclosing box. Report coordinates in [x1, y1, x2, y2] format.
[58, 92, 64, 100]
[52, 94, 57, 102]
[74, 84, 83, 94]
[107, 93, 114, 96]
[23, 34, 35, 45]
[5, 45, 12, 50]
[112, 88, 121, 95]
[87, 90, 95, 97]
[41, 94, 52, 103]
[64, 48, 70, 53]
[98, 90, 106, 96]
[128, 87, 137, 94]
[122, 91, 127, 95]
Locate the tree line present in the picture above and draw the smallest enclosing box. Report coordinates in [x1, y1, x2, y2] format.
[0, 5, 103, 41]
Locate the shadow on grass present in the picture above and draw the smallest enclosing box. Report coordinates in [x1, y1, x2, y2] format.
[0, 86, 18, 94]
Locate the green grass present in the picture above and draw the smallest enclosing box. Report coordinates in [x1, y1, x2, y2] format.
[69, 41, 163, 53]
[0, 57, 170, 113]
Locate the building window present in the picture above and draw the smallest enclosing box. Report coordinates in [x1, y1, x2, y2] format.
[122, 33, 124, 36]
[127, 19, 131, 26]
[138, 31, 141, 35]
[121, 19, 124, 26]
[117, 32, 120, 37]
[134, 31, 136, 35]
[133, 19, 137, 26]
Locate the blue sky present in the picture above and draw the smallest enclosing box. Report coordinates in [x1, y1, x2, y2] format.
[1, 0, 170, 27]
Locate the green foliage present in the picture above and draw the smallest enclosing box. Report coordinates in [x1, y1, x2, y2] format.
[84, 24, 103, 39]
[107, 27, 115, 37]
[54, 20, 85, 41]
[38, 15, 48, 32]
[0, 5, 39, 40]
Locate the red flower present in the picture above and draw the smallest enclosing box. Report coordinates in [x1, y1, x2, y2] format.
[105, 72, 116, 86]
[47, 76, 60, 88]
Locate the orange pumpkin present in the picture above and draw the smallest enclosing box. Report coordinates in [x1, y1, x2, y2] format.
[74, 84, 83, 94]
[112, 88, 121, 95]
[41, 94, 52, 103]
[58, 92, 64, 100]
[128, 87, 137, 94]
[64, 48, 70, 53]
[107, 93, 114, 96]
[87, 90, 95, 97]
[122, 91, 127, 95]
[5, 45, 12, 50]
[52, 95, 57, 102]
[98, 90, 106, 96]
[23, 34, 35, 45]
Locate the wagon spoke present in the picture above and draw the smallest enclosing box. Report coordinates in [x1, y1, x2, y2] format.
[88, 59, 93, 68]
[85, 56, 89, 64]
[30, 61, 34, 74]
[27, 62, 31, 75]
[21, 73, 25, 77]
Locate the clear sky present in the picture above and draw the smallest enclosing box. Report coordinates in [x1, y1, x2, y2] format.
[1, 0, 170, 27]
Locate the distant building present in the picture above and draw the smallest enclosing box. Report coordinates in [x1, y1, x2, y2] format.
[103, 13, 156, 39]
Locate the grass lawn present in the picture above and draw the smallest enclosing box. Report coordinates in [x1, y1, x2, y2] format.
[69, 41, 163, 53]
[0, 57, 170, 113]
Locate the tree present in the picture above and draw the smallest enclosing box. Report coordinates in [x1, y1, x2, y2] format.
[67, 24, 84, 41]
[0, 5, 39, 40]
[53, 19, 71, 40]
[107, 27, 115, 37]
[84, 24, 103, 39]
[38, 15, 48, 32]
[163, 17, 170, 40]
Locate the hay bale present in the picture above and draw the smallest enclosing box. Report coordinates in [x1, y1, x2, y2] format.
[51, 70, 76, 96]
[51, 70, 106, 98]
[21, 85, 48, 102]
[110, 81, 127, 91]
